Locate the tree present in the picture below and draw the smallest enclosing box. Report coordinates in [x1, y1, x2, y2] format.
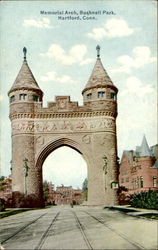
[43, 180, 49, 202]
[0, 176, 5, 181]
[82, 178, 88, 201]
[82, 178, 88, 191]
[0, 176, 6, 191]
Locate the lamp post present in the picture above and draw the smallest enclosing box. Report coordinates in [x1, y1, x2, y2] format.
[23, 158, 29, 195]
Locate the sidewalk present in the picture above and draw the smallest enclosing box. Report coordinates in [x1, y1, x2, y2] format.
[106, 205, 158, 219]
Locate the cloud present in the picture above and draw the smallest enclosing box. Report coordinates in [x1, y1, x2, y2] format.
[40, 44, 94, 65]
[86, 18, 137, 40]
[110, 46, 157, 74]
[23, 18, 52, 28]
[40, 71, 78, 84]
[0, 95, 4, 102]
[117, 76, 156, 157]
[120, 76, 154, 97]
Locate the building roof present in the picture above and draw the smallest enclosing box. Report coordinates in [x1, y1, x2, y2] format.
[82, 46, 118, 93]
[8, 48, 43, 95]
[139, 135, 151, 157]
[121, 135, 156, 162]
[123, 150, 131, 162]
[152, 160, 158, 168]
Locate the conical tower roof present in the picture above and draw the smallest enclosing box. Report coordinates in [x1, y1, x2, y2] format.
[8, 48, 43, 95]
[140, 135, 151, 157]
[82, 45, 118, 94]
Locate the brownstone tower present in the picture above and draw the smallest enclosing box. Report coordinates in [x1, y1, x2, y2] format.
[8, 46, 119, 207]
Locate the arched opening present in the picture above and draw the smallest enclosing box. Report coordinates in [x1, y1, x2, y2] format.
[42, 146, 87, 205]
[43, 146, 87, 188]
[35, 138, 89, 206]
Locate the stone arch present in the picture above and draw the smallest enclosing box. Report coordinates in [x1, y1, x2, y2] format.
[35, 137, 89, 172]
[9, 47, 119, 207]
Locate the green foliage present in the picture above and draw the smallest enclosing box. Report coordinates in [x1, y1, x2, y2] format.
[0, 176, 6, 191]
[0, 208, 32, 219]
[83, 190, 88, 201]
[131, 190, 158, 209]
[0, 198, 5, 211]
[43, 180, 49, 201]
[82, 178, 88, 201]
[0, 176, 5, 182]
[82, 178, 88, 191]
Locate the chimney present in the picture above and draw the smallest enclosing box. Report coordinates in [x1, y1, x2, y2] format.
[129, 150, 133, 165]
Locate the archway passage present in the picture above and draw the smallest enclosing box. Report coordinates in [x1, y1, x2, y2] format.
[34, 138, 89, 207]
[43, 146, 87, 189]
[36, 138, 86, 171]
[42, 146, 87, 205]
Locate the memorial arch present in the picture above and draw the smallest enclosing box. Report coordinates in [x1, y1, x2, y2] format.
[8, 46, 119, 207]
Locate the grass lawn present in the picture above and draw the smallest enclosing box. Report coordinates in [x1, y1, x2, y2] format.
[0, 208, 33, 219]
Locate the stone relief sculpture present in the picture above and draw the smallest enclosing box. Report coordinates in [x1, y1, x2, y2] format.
[102, 155, 108, 174]
[82, 135, 91, 144]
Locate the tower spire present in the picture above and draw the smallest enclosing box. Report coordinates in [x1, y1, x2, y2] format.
[8, 47, 43, 95]
[23, 47, 27, 62]
[96, 45, 100, 58]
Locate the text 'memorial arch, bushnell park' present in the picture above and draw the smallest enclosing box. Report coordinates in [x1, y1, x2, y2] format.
[8, 46, 119, 207]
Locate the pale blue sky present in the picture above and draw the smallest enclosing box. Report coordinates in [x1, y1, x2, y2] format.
[0, 0, 157, 188]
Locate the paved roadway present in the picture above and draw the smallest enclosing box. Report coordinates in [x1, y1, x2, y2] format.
[0, 206, 157, 250]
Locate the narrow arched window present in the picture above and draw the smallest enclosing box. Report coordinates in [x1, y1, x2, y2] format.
[111, 92, 117, 100]
[140, 177, 144, 188]
[33, 95, 39, 102]
[10, 95, 15, 103]
[153, 177, 157, 187]
[87, 93, 92, 99]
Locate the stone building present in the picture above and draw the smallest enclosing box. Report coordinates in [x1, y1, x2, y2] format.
[119, 135, 158, 195]
[54, 185, 83, 205]
[8, 46, 119, 207]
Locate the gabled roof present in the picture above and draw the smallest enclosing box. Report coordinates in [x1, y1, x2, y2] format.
[8, 48, 43, 95]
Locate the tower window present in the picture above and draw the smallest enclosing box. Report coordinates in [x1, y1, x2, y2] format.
[153, 177, 157, 187]
[111, 93, 117, 100]
[33, 95, 39, 102]
[10, 95, 15, 103]
[19, 94, 27, 100]
[87, 93, 92, 99]
[98, 91, 105, 98]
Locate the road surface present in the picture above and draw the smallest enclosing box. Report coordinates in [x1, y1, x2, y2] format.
[0, 206, 157, 249]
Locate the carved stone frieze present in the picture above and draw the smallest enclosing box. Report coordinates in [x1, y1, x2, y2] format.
[12, 117, 116, 134]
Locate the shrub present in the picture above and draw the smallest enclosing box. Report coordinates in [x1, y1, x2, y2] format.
[0, 198, 5, 211]
[130, 190, 158, 209]
[12, 192, 44, 208]
[117, 186, 130, 205]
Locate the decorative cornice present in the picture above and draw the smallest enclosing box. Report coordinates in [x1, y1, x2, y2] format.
[9, 110, 117, 120]
[82, 84, 118, 94]
[8, 87, 43, 96]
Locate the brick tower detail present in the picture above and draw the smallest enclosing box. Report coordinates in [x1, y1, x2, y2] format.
[8, 46, 119, 207]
